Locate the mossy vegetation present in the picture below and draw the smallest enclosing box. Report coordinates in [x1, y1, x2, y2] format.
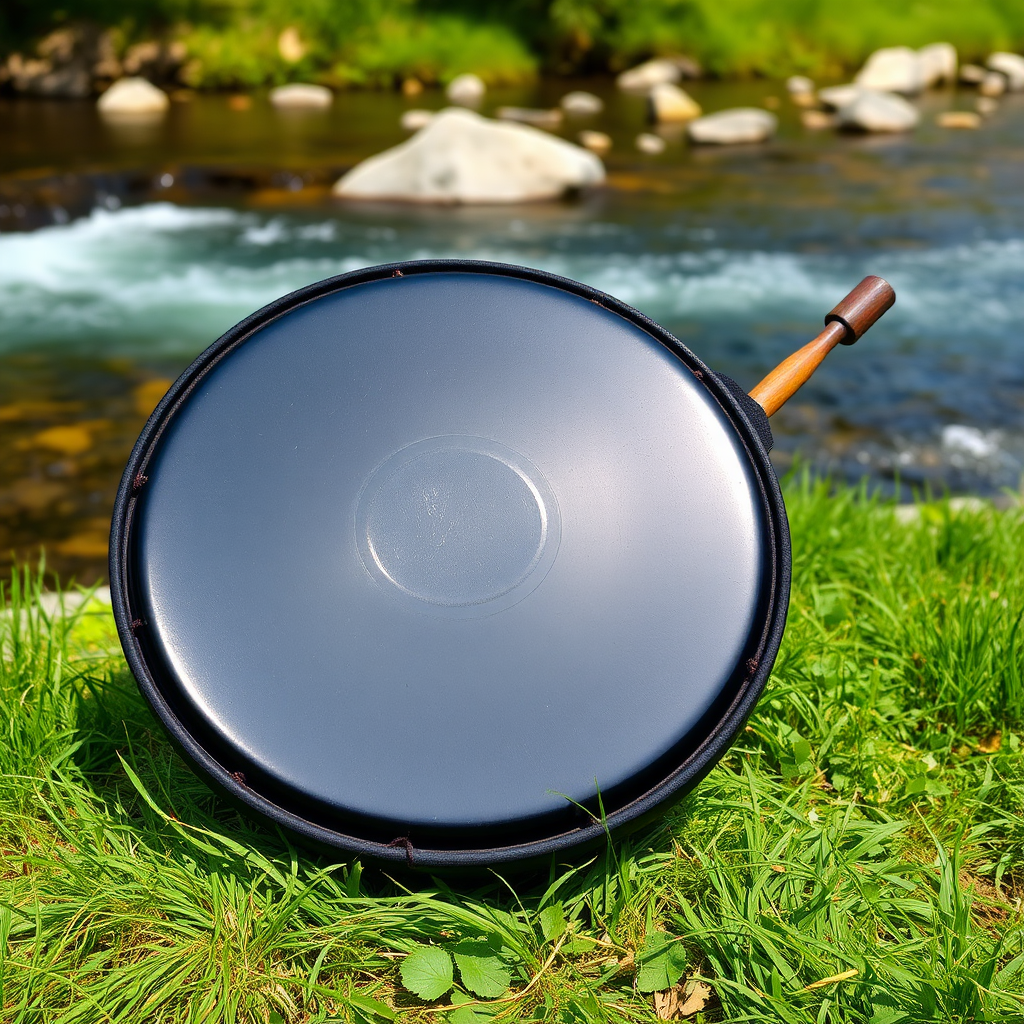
[2, 478, 1023, 1020]
[3, 0, 1024, 88]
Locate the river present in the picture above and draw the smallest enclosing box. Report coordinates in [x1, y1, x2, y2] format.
[1, 79, 1023, 581]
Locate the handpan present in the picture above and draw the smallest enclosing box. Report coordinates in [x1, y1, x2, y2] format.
[110, 261, 894, 869]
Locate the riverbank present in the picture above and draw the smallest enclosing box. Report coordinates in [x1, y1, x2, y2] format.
[2, 481, 1022, 1020]
[3, 0, 1024, 95]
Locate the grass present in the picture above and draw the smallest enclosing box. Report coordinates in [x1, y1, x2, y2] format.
[1, 475, 1023, 1023]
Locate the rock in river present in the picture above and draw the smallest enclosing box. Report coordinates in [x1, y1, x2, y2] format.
[838, 90, 920, 132]
[446, 73, 485, 106]
[270, 83, 332, 109]
[987, 52, 1024, 90]
[333, 108, 604, 204]
[400, 109, 434, 131]
[855, 46, 923, 94]
[97, 77, 169, 116]
[560, 90, 603, 116]
[918, 43, 958, 87]
[617, 58, 680, 92]
[648, 83, 701, 123]
[687, 108, 777, 145]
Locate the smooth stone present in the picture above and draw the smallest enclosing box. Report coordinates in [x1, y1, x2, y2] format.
[936, 111, 980, 129]
[269, 83, 332, 109]
[801, 109, 836, 130]
[959, 64, 987, 84]
[976, 95, 999, 116]
[617, 58, 680, 92]
[786, 74, 815, 94]
[97, 77, 169, 115]
[918, 43, 957, 87]
[687, 108, 777, 145]
[560, 90, 603, 115]
[578, 129, 611, 153]
[496, 106, 563, 128]
[838, 90, 920, 132]
[333, 107, 604, 204]
[635, 133, 666, 154]
[855, 46, 923, 94]
[648, 82, 701, 123]
[979, 71, 1006, 97]
[987, 52, 1024, 90]
[400, 109, 434, 131]
[446, 73, 485, 106]
[818, 84, 862, 110]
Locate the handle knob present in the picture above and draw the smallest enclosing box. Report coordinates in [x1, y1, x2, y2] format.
[825, 275, 896, 345]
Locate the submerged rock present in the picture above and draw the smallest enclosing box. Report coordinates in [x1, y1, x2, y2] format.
[496, 106, 563, 129]
[446, 73, 485, 106]
[561, 90, 603, 115]
[269, 83, 332, 109]
[855, 47, 924, 94]
[937, 111, 980, 129]
[838, 90, 919, 132]
[617, 59, 680, 93]
[648, 83, 701, 123]
[333, 107, 604, 204]
[987, 52, 1024, 90]
[687, 108, 777, 144]
[97, 77, 170, 116]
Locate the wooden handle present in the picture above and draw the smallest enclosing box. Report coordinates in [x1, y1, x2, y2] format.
[749, 276, 895, 417]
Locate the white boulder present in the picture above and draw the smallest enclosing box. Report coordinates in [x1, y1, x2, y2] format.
[987, 52, 1024, 90]
[617, 58, 680, 93]
[97, 77, 169, 116]
[687, 108, 777, 145]
[270, 83, 332, 109]
[838, 90, 919, 132]
[561, 90, 603, 115]
[400, 109, 434, 131]
[648, 82, 701, 123]
[446, 73, 485, 106]
[918, 43, 957, 86]
[333, 107, 604, 204]
[818, 84, 862, 110]
[855, 46, 924, 94]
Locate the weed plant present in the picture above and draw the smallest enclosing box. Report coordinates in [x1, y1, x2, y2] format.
[1, 477, 1023, 1022]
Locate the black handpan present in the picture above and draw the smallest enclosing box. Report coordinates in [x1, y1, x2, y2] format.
[110, 261, 894, 870]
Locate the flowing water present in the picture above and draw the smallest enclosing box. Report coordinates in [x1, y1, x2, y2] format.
[1, 81, 1023, 581]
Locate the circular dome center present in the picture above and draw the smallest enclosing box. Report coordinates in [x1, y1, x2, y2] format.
[356, 437, 557, 610]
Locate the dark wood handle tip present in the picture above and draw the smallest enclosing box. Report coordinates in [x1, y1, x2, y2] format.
[824, 275, 896, 345]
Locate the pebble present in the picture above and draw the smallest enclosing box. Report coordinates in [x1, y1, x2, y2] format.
[445, 73, 485, 106]
[801, 110, 835, 130]
[936, 111, 981, 129]
[687, 108, 777, 144]
[979, 71, 1006, 97]
[635, 132, 666, 154]
[578, 129, 612, 154]
[560, 91, 603, 115]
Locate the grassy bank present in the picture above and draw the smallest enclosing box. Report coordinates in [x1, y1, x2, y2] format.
[1, 477, 1023, 1022]
[4, 0, 1024, 88]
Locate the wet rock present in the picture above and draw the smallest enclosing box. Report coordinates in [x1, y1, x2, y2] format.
[838, 90, 919, 132]
[648, 83, 701, 123]
[560, 90, 603, 116]
[987, 52, 1024, 90]
[269, 83, 332, 109]
[98, 77, 170, 116]
[497, 107, 563, 129]
[818, 84, 862, 110]
[446, 73, 485, 106]
[617, 59, 680, 93]
[918, 43, 957, 87]
[937, 110, 980, 129]
[959, 64, 986, 84]
[801, 110, 835, 130]
[687, 108, 777, 145]
[400, 109, 435, 131]
[578, 130, 611, 154]
[855, 46, 923, 94]
[635, 132, 666, 154]
[333, 107, 604, 204]
[278, 27, 305, 64]
[979, 72, 1006, 97]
